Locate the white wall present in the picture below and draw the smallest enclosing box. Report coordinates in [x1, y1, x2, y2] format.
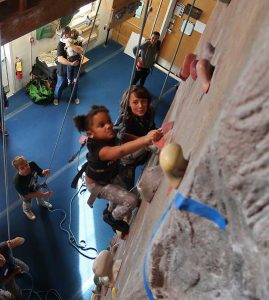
[85, 0, 113, 51]
[5, 0, 113, 94]
[6, 31, 59, 93]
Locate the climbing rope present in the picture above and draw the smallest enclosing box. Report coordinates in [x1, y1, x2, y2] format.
[48, 179, 98, 260]
[150, 0, 163, 35]
[157, 0, 197, 105]
[0, 31, 12, 244]
[46, 0, 103, 178]
[22, 272, 63, 300]
[121, 0, 152, 124]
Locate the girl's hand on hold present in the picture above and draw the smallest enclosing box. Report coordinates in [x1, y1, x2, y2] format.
[43, 191, 53, 198]
[144, 129, 162, 145]
[152, 129, 163, 143]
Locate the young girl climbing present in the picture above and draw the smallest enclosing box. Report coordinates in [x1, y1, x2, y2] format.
[73, 105, 162, 224]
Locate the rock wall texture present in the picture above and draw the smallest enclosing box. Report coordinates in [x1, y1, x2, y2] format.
[104, 1, 269, 299]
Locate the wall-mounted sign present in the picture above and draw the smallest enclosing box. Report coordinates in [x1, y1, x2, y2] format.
[174, 2, 185, 18]
[180, 19, 194, 36]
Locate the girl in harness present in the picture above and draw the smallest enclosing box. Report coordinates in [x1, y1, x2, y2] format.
[73, 105, 162, 225]
[115, 85, 157, 188]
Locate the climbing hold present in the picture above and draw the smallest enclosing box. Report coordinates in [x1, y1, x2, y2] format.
[159, 143, 188, 189]
[179, 53, 197, 81]
[137, 165, 163, 203]
[92, 250, 122, 287]
[111, 287, 118, 300]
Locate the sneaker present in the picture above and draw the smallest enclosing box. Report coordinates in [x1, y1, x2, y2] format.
[24, 210, 36, 220]
[74, 98, 80, 105]
[39, 201, 53, 209]
[53, 99, 59, 106]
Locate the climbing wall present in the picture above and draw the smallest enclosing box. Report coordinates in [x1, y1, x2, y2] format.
[103, 1, 269, 299]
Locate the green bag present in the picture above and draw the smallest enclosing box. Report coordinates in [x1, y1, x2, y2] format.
[26, 79, 53, 105]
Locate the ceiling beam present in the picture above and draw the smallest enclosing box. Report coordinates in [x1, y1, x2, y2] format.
[0, 0, 95, 44]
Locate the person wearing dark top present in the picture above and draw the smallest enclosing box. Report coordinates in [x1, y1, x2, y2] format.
[116, 86, 157, 188]
[116, 85, 157, 179]
[0, 86, 9, 136]
[12, 156, 53, 221]
[0, 237, 29, 299]
[132, 31, 161, 86]
[73, 105, 162, 223]
[117, 85, 156, 136]
[53, 26, 83, 106]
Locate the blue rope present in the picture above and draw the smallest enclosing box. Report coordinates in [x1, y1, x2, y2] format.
[143, 193, 227, 299]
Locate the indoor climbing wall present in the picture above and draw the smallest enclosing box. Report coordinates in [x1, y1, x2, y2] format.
[103, 0, 269, 299]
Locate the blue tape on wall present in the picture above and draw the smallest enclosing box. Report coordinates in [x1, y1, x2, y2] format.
[173, 193, 227, 230]
[143, 193, 227, 300]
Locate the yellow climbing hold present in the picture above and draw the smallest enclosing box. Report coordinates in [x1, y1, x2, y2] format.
[112, 287, 118, 299]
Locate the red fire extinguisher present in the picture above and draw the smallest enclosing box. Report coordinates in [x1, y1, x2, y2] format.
[15, 57, 23, 80]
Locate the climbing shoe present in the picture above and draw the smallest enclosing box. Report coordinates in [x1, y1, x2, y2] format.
[103, 208, 129, 234]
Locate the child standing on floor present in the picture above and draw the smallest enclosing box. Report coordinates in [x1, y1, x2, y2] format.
[61, 29, 84, 85]
[73, 105, 162, 223]
[12, 156, 53, 221]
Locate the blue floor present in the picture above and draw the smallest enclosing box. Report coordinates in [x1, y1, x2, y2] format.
[0, 39, 177, 299]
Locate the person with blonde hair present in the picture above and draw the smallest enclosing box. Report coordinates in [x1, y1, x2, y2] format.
[12, 156, 53, 220]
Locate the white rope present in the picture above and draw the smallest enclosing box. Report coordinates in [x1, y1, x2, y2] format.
[0, 28, 12, 242]
[46, 0, 103, 178]
[122, 0, 152, 124]
[150, 0, 164, 35]
[157, 0, 197, 103]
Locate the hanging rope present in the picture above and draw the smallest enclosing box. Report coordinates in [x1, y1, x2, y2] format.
[121, 0, 152, 125]
[157, 0, 196, 105]
[49, 180, 98, 260]
[22, 272, 63, 300]
[0, 29, 12, 243]
[150, 0, 163, 35]
[46, 0, 103, 180]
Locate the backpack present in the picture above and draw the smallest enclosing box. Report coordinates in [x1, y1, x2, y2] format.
[25, 79, 53, 105]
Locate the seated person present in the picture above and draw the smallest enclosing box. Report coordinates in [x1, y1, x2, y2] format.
[73, 105, 162, 229]
[0, 237, 29, 299]
[12, 156, 53, 221]
[61, 29, 84, 85]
